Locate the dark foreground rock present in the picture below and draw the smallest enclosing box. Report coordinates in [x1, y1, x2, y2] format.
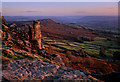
[103, 72, 120, 82]
[2, 60, 98, 81]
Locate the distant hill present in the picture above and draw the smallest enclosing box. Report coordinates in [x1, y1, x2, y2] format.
[4, 16, 118, 32]
[8, 18, 113, 42]
[75, 16, 118, 31]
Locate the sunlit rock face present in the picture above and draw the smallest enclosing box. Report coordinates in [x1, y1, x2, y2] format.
[2, 32, 11, 41]
[2, 16, 11, 41]
[29, 20, 42, 50]
[2, 16, 42, 51]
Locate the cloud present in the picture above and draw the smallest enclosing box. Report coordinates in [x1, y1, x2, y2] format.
[75, 11, 88, 14]
[24, 11, 41, 13]
[107, 7, 114, 9]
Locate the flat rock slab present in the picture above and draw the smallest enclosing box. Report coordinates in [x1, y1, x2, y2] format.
[3, 60, 98, 81]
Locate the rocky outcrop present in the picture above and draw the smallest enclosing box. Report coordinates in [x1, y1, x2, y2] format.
[28, 21, 42, 50]
[51, 54, 65, 66]
[2, 49, 15, 56]
[2, 17, 11, 41]
[3, 60, 98, 81]
[2, 17, 42, 51]
[2, 31, 11, 41]
[2, 16, 7, 25]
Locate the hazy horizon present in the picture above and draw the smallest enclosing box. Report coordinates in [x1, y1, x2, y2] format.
[2, 2, 118, 16]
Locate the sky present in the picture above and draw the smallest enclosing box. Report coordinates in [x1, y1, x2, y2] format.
[1, 0, 120, 2]
[2, 2, 118, 16]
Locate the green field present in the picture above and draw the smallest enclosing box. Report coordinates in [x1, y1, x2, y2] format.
[43, 37, 120, 59]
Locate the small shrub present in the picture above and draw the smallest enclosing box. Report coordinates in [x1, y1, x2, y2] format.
[107, 38, 111, 41]
[66, 51, 72, 60]
[77, 36, 84, 43]
[77, 36, 92, 43]
[4, 53, 13, 58]
[84, 58, 94, 66]
[12, 56, 18, 60]
[113, 51, 120, 60]
[99, 46, 107, 57]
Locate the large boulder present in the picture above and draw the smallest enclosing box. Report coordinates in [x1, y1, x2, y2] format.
[51, 54, 65, 66]
[2, 60, 98, 81]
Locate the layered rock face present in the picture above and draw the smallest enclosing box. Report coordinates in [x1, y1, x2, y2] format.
[29, 21, 42, 50]
[2, 17, 11, 41]
[2, 16, 42, 51]
[2, 60, 98, 81]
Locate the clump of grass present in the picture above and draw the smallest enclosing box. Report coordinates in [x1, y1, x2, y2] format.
[3, 53, 13, 58]
[42, 58, 51, 63]
[12, 56, 18, 60]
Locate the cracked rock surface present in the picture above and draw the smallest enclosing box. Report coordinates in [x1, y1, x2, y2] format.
[3, 60, 97, 81]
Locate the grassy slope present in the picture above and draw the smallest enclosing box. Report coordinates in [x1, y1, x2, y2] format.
[42, 37, 120, 59]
